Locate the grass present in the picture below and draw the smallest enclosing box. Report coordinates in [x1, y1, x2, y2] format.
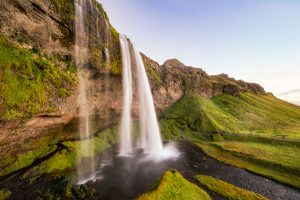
[213, 141, 300, 170]
[195, 174, 268, 200]
[160, 93, 300, 189]
[138, 170, 211, 200]
[0, 34, 77, 120]
[197, 142, 300, 189]
[162, 94, 241, 133]
[162, 93, 300, 139]
[212, 93, 300, 138]
[159, 119, 207, 142]
[0, 189, 11, 200]
[0, 144, 57, 176]
[22, 127, 117, 179]
[0, 136, 59, 176]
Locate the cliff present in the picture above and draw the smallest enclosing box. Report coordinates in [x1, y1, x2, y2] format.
[142, 54, 265, 113]
[0, 0, 265, 146]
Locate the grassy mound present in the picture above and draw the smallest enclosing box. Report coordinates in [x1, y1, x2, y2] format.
[162, 93, 300, 139]
[138, 170, 211, 200]
[195, 174, 267, 200]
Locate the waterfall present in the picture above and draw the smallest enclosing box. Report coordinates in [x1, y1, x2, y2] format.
[118, 35, 176, 160]
[75, 0, 95, 184]
[119, 35, 134, 156]
[134, 46, 164, 157]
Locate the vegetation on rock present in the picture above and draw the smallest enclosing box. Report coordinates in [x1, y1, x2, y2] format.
[0, 34, 77, 120]
[138, 170, 211, 200]
[0, 189, 11, 200]
[0, 136, 59, 176]
[195, 174, 268, 200]
[22, 127, 117, 179]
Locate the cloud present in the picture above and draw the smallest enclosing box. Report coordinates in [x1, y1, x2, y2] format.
[277, 89, 300, 106]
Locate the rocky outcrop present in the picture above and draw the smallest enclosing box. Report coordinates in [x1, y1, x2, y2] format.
[0, 0, 265, 149]
[142, 55, 265, 112]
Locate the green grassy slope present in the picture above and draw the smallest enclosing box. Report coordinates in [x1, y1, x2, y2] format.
[160, 93, 300, 188]
[162, 93, 300, 139]
[138, 170, 211, 200]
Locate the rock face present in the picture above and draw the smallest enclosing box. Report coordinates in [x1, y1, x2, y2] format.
[142, 54, 265, 113]
[0, 0, 265, 147]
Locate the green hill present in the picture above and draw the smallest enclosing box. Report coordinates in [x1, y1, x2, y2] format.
[160, 93, 300, 188]
[161, 93, 300, 139]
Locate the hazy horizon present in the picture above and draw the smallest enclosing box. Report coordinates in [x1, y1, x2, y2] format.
[100, 0, 300, 105]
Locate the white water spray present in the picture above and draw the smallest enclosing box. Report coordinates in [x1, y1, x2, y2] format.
[75, 0, 95, 184]
[119, 35, 134, 156]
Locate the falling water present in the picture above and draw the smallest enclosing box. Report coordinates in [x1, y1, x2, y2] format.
[119, 35, 134, 156]
[118, 35, 177, 160]
[133, 46, 164, 157]
[75, 0, 95, 184]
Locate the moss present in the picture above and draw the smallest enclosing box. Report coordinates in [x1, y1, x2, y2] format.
[144, 65, 161, 84]
[52, 0, 75, 46]
[0, 189, 11, 200]
[109, 37, 121, 76]
[0, 144, 57, 176]
[108, 22, 121, 76]
[22, 127, 117, 179]
[195, 174, 267, 200]
[212, 134, 224, 142]
[0, 136, 59, 176]
[138, 170, 211, 200]
[90, 48, 104, 68]
[110, 59, 122, 76]
[0, 34, 77, 120]
[58, 88, 71, 97]
[95, 1, 110, 22]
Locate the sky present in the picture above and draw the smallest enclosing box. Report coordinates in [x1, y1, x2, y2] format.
[100, 0, 300, 103]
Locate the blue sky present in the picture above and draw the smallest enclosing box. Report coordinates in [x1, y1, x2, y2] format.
[100, 0, 300, 96]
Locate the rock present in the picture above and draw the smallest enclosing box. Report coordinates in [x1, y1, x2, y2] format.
[0, 0, 266, 151]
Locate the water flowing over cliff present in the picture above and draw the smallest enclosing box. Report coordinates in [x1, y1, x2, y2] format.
[119, 35, 134, 155]
[1, 1, 300, 200]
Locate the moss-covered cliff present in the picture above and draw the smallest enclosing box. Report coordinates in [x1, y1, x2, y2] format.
[0, 0, 266, 123]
